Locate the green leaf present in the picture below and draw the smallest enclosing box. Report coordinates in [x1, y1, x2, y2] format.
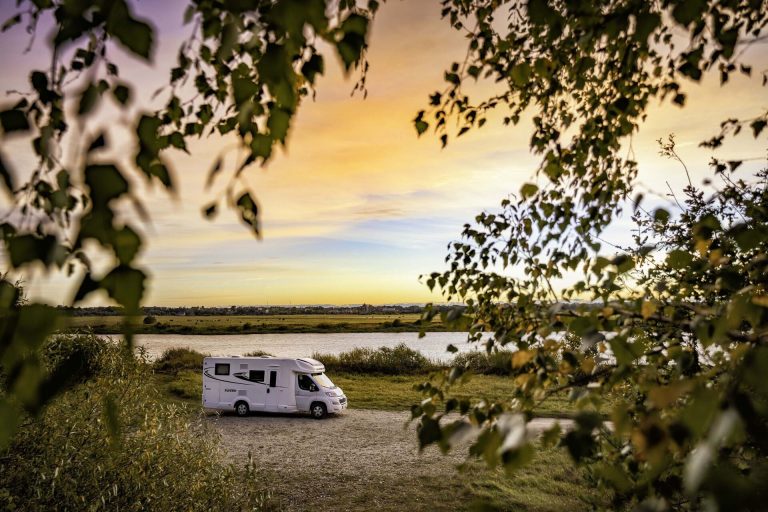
[84, 164, 129, 205]
[74, 273, 101, 303]
[87, 133, 107, 153]
[169, 132, 187, 152]
[0, 150, 15, 197]
[78, 83, 100, 116]
[100, 264, 146, 312]
[672, 0, 707, 26]
[30, 70, 48, 93]
[113, 225, 141, 264]
[267, 108, 291, 143]
[250, 133, 272, 161]
[0, 109, 29, 132]
[414, 119, 429, 136]
[206, 157, 223, 189]
[6, 234, 58, 267]
[106, 0, 154, 60]
[667, 249, 693, 269]
[257, 43, 296, 107]
[113, 83, 131, 105]
[417, 416, 443, 449]
[750, 119, 766, 138]
[336, 14, 369, 71]
[609, 337, 638, 366]
[520, 183, 538, 198]
[634, 12, 661, 42]
[301, 53, 324, 84]
[510, 62, 531, 86]
[232, 73, 259, 106]
[527, 0, 557, 26]
[1, 13, 22, 33]
[236, 192, 260, 237]
[202, 202, 217, 219]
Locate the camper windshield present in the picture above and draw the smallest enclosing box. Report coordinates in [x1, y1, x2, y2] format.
[312, 372, 336, 389]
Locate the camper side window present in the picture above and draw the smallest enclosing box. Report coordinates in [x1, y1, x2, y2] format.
[249, 370, 265, 383]
[215, 363, 230, 375]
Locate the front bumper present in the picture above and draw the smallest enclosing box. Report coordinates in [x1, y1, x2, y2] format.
[330, 395, 348, 413]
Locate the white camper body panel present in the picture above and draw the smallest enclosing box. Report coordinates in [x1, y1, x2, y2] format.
[202, 356, 347, 417]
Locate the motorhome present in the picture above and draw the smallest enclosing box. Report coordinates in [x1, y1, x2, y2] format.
[202, 356, 347, 419]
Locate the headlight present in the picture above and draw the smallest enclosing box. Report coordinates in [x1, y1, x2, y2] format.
[325, 392, 337, 397]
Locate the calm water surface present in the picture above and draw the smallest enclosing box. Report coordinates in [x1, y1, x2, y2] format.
[108, 332, 489, 362]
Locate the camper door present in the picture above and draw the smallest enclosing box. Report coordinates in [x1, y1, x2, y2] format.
[265, 368, 279, 411]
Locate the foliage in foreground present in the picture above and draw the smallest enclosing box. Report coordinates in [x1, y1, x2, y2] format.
[0, 334, 272, 512]
[409, 2, 768, 511]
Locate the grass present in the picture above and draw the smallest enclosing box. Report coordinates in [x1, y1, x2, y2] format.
[312, 343, 438, 374]
[463, 448, 605, 511]
[148, 347, 610, 510]
[156, 369, 599, 419]
[154, 347, 207, 373]
[64, 314, 451, 334]
[151, 346, 608, 418]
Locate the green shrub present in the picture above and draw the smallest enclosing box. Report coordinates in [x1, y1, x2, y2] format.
[154, 347, 207, 374]
[167, 370, 202, 400]
[1, 334, 273, 511]
[452, 350, 514, 375]
[243, 350, 273, 357]
[312, 344, 436, 374]
[41, 333, 114, 381]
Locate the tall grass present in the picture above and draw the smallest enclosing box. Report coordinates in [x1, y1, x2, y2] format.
[243, 350, 273, 357]
[1, 334, 273, 511]
[312, 343, 437, 374]
[153, 347, 207, 373]
[451, 350, 514, 375]
[311, 345, 516, 375]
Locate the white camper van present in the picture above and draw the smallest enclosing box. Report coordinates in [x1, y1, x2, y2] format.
[202, 356, 347, 419]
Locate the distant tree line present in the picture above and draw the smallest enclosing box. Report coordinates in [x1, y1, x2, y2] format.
[58, 303, 430, 317]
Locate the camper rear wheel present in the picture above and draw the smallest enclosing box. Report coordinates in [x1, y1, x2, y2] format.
[310, 402, 327, 420]
[235, 401, 249, 417]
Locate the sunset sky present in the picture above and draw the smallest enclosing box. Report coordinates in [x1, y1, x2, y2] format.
[1, 1, 766, 306]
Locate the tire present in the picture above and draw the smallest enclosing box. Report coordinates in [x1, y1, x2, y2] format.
[310, 402, 327, 419]
[235, 401, 249, 417]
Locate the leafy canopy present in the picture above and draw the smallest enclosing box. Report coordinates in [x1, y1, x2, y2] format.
[0, 0, 767, 510]
[0, 0, 378, 448]
[412, 1, 768, 510]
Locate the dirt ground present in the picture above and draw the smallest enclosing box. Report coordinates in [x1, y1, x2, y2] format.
[209, 409, 573, 512]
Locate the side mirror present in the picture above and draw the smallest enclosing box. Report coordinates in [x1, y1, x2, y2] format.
[310, 384, 318, 392]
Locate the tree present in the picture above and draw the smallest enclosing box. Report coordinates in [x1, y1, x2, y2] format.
[1, 0, 767, 509]
[412, 1, 768, 510]
[0, 0, 379, 447]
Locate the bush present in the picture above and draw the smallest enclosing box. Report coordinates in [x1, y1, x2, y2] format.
[143, 315, 157, 325]
[153, 347, 207, 374]
[243, 350, 273, 357]
[0, 334, 273, 511]
[312, 344, 436, 374]
[451, 350, 514, 375]
[167, 370, 202, 400]
[41, 333, 114, 381]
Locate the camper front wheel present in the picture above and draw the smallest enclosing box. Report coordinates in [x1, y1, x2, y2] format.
[235, 401, 250, 417]
[310, 402, 327, 419]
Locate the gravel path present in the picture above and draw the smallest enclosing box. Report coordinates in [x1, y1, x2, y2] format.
[209, 410, 573, 511]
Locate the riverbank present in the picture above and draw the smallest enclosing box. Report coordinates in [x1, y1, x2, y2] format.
[64, 314, 453, 335]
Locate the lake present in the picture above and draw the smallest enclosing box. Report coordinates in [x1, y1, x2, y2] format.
[108, 332, 490, 362]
